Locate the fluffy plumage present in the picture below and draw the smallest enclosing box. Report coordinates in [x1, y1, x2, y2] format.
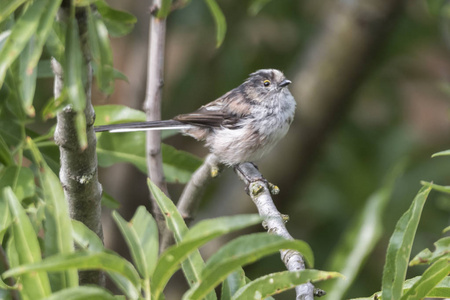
[94, 69, 296, 166]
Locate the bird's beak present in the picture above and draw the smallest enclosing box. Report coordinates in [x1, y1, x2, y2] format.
[279, 79, 291, 87]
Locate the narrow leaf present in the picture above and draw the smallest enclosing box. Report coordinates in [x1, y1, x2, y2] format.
[94, 105, 145, 125]
[381, 186, 432, 300]
[28, 138, 78, 290]
[64, 14, 87, 149]
[151, 215, 262, 299]
[248, 0, 272, 16]
[431, 149, 450, 157]
[113, 207, 159, 279]
[352, 276, 450, 300]
[0, 0, 48, 87]
[0, 0, 28, 23]
[95, 1, 137, 37]
[0, 166, 35, 201]
[71, 220, 104, 252]
[87, 9, 114, 94]
[401, 256, 450, 300]
[101, 191, 120, 209]
[323, 164, 402, 299]
[231, 270, 342, 300]
[421, 181, 450, 195]
[4, 187, 51, 299]
[18, 37, 37, 116]
[148, 179, 217, 300]
[26, 0, 63, 72]
[157, 0, 173, 18]
[3, 251, 141, 291]
[70, 221, 141, 300]
[97, 131, 202, 183]
[203, 0, 227, 47]
[0, 134, 14, 166]
[410, 237, 450, 266]
[221, 269, 246, 300]
[44, 286, 116, 300]
[183, 233, 313, 300]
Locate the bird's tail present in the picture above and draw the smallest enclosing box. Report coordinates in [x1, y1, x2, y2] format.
[94, 120, 193, 133]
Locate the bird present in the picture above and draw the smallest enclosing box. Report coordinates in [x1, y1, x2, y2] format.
[94, 69, 296, 166]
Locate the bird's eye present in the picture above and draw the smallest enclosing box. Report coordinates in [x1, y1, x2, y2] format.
[263, 80, 271, 87]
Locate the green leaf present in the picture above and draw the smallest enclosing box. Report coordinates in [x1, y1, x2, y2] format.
[421, 181, 450, 195]
[112, 67, 129, 82]
[0, 166, 35, 201]
[323, 164, 402, 299]
[381, 185, 432, 300]
[64, 13, 87, 149]
[183, 233, 314, 300]
[410, 236, 450, 266]
[101, 191, 120, 209]
[70, 220, 139, 299]
[0, 130, 13, 166]
[26, 0, 63, 73]
[95, 1, 137, 37]
[248, 0, 272, 16]
[18, 37, 37, 117]
[203, 0, 227, 47]
[157, 0, 173, 18]
[94, 105, 145, 125]
[44, 286, 116, 300]
[0, 0, 48, 88]
[148, 179, 217, 300]
[97, 128, 202, 183]
[400, 256, 450, 300]
[28, 138, 78, 290]
[151, 214, 262, 299]
[0, 188, 11, 244]
[353, 276, 450, 300]
[0, 0, 28, 23]
[3, 251, 141, 291]
[404, 276, 450, 298]
[87, 9, 114, 94]
[45, 26, 65, 61]
[431, 149, 450, 157]
[3, 187, 51, 299]
[232, 270, 342, 300]
[221, 269, 246, 300]
[71, 220, 104, 252]
[112, 207, 159, 279]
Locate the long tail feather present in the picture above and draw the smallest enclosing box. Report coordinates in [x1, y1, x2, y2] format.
[94, 120, 193, 133]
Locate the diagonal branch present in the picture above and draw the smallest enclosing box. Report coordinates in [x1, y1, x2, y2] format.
[235, 163, 320, 300]
[143, 0, 170, 235]
[161, 154, 222, 250]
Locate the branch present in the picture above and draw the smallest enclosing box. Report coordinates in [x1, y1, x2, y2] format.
[161, 154, 222, 250]
[143, 0, 169, 234]
[235, 163, 320, 300]
[53, 7, 104, 286]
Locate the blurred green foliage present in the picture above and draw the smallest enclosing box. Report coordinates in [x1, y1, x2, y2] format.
[0, 0, 449, 299]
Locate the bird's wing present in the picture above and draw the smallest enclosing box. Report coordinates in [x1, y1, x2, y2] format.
[174, 87, 251, 129]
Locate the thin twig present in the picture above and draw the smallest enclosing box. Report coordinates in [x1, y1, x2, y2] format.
[143, 0, 169, 235]
[160, 154, 221, 250]
[235, 163, 318, 300]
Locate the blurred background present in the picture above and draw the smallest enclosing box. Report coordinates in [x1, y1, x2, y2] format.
[83, 0, 449, 298]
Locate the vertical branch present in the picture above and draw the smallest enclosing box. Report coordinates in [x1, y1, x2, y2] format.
[144, 0, 169, 234]
[52, 6, 104, 286]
